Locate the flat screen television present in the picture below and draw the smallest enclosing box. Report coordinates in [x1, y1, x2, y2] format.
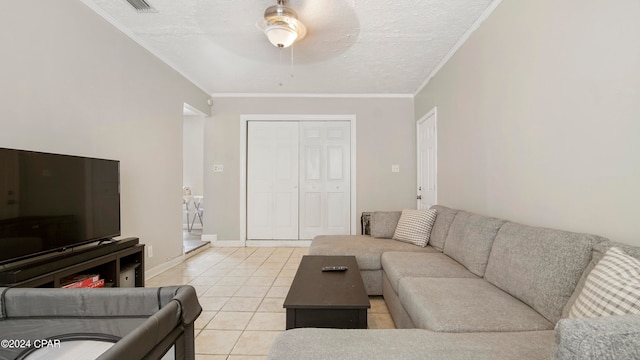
[0, 148, 120, 265]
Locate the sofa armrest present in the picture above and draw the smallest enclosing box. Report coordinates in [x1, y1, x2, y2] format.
[553, 315, 640, 360]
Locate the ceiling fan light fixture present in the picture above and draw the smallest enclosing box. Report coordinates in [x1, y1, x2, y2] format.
[265, 24, 298, 48]
[263, 1, 306, 48]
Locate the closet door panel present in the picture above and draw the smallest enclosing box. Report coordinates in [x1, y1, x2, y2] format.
[247, 122, 299, 240]
[299, 121, 350, 239]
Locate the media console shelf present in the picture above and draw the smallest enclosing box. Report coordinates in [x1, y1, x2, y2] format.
[0, 237, 144, 288]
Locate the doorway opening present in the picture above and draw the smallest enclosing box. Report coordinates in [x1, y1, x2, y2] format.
[183, 103, 209, 254]
[416, 107, 437, 209]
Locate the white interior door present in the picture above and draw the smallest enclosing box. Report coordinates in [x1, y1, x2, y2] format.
[247, 122, 299, 239]
[299, 122, 351, 239]
[417, 109, 437, 209]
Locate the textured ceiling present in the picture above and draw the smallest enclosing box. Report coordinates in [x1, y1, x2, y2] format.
[83, 0, 495, 95]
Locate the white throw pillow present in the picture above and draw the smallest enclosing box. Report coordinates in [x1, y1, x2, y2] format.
[569, 247, 640, 319]
[392, 209, 437, 247]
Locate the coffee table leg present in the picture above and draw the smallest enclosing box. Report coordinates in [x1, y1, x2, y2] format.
[358, 309, 368, 329]
[286, 308, 296, 330]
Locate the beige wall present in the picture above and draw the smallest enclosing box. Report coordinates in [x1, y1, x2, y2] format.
[0, 0, 211, 269]
[205, 96, 415, 240]
[183, 116, 205, 196]
[415, 0, 640, 245]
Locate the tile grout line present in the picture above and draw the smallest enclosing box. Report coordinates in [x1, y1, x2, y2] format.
[226, 247, 287, 357]
[228, 249, 290, 356]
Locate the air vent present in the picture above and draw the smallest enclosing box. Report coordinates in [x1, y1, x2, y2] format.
[126, 0, 157, 13]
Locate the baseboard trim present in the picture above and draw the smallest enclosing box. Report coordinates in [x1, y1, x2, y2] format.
[245, 240, 311, 247]
[211, 239, 245, 247]
[145, 255, 184, 280]
[185, 243, 211, 259]
[201, 234, 218, 242]
[201, 236, 312, 248]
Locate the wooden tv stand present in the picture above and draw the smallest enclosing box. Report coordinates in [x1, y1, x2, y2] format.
[0, 237, 144, 288]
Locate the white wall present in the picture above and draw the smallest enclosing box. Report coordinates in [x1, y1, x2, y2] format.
[205, 96, 415, 240]
[415, 0, 640, 245]
[0, 0, 211, 269]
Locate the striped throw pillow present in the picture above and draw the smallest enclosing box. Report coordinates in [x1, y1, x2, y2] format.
[392, 209, 438, 247]
[569, 247, 640, 319]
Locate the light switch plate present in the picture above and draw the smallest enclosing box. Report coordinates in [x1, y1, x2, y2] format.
[213, 164, 224, 172]
[392, 164, 400, 173]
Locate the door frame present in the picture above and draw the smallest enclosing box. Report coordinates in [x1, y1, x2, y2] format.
[416, 107, 437, 209]
[240, 114, 357, 247]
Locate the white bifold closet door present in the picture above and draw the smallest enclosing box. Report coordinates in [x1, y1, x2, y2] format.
[298, 121, 350, 239]
[247, 121, 350, 240]
[247, 122, 299, 240]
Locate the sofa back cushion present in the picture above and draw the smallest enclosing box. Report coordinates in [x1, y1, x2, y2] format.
[443, 211, 506, 277]
[428, 205, 458, 252]
[484, 222, 605, 324]
[370, 211, 402, 238]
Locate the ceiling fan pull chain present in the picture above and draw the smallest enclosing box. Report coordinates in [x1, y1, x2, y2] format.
[290, 45, 295, 78]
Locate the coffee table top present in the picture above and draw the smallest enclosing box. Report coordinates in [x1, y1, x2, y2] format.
[284, 255, 370, 309]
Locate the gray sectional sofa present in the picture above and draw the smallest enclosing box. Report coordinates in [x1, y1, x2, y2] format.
[268, 205, 640, 360]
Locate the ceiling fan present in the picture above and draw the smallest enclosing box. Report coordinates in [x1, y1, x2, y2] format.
[257, 0, 307, 48]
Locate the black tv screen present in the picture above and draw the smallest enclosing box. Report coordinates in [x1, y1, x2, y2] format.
[0, 148, 120, 265]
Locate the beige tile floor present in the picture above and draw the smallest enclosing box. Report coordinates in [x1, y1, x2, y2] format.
[146, 247, 396, 360]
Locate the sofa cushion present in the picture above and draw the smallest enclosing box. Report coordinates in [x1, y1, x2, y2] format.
[552, 314, 640, 360]
[392, 209, 437, 247]
[359, 270, 384, 295]
[442, 211, 505, 277]
[370, 211, 401, 238]
[428, 205, 458, 252]
[568, 247, 640, 319]
[381, 252, 477, 293]
[398, 277, 554, 332]
[309, 235, 437, 271]
[268, 328, 554, 360]
[563, 240, 640, 318]
[484, 222, 605, 324]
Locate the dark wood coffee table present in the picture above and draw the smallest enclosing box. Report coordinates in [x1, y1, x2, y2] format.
[283, 255, 370, 330]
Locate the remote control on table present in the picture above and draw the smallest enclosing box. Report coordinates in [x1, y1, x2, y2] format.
[322, 266, 348, 272]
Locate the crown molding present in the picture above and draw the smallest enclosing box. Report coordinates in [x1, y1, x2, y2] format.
[414, 0, 504, 97]
[78, 0, 210, 95]
[211, 93, 413, 99]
